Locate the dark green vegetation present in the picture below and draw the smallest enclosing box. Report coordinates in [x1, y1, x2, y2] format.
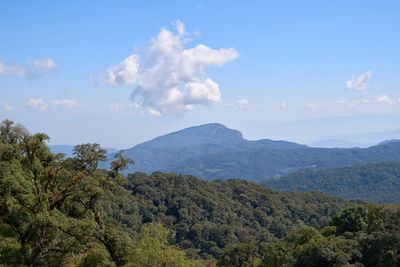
[262, 161, 400, 203]
[2, 119, 400, 266]
[255, 204, 400, 267]
[104, 123, 400, 182]
[0, 120, 200, 266]
[126, 172, 352, 259]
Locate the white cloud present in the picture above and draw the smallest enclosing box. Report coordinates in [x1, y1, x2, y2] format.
[301, 95, 400, 110]
[147, 107, 162, 116]
[4, 104, 14, 111]
[302, 102, 319, 109]
[0, 100, 14, 111]
[280, 102, 287, 109]
[52, 99, 80, 109]
[108, 102, 140, 112]
[0, 62, 26, 77]
[376, 94, 390, 103]
[374, 94, 400, 104]
[28, 98, 47, 110]
[345, 71, 372, 92]
[33, 58, 59, 72]
[100, 55, 140, 86]
[234, 99, 249, 109]
[97, 20, 239, 116]
[109, 103, 125, 112]
[0, 57, 59, 78]
[302, 100, 354, 109]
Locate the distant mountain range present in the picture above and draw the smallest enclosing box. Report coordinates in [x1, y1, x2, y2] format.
[308, 128, 400, 148]
[262, 161, 400, 203]
[307, 139, 372, 148]
[97, 123, 400, 182]
[259, 113, 400, 144]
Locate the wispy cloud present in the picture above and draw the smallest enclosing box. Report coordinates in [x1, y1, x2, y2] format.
[96, 20, 239, 116]
[374, 94, 400, 104]
[52, 99, 80, 109]
[109, 103, 125, 112]
[345, 71, 372, 92]
[28, 98, 48, 110]
[302, 95, 400, 110]
[27, 98, 81, 110]
[108, 102, 139, 112]
[280, 102, 287, 109]
[0, 57, 60, 78]
[0, 100, 14, 111]
[234, 99, 249, 109]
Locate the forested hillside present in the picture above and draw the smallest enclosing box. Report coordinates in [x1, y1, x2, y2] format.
[103, 123, 400, 182]
[103, 123, 305, 176]
[168, 141, 400, 181]
[262, 161, 400, 203]
[0, 119, 352, 266]
[251, 204, 400, 267]
[2, 119, 400, 266]
[126, 172, 353, 259]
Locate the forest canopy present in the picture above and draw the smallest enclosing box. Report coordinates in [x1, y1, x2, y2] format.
[1, 119, 399, 266]
[262, 161, 400, 203]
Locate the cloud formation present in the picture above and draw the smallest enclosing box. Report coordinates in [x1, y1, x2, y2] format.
[27, 98, 81, 110]
[0, 57, 59, 78]
[52, 99, 80, 109]
[345, 71, 372, 92]
[301, 94, 400, 110]
[0, 101, 14, 111]
[28, 98, 48, 110]
[98, 20, 239, 116]
[234, 99, 249, 109]
[280, 102, 287, 109]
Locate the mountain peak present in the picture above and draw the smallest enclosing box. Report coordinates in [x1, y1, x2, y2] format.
[136, 123, 244, 149]
[377, 139, 400, 146]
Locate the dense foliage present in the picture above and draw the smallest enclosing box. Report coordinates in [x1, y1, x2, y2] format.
[262, 161, 400, 203]
[102, 123, 400, 182]
[2, 120, 400, 266]
[0, 120, 198, 266]
[255, 204, 400, 267]
[126, 172, 352, 259]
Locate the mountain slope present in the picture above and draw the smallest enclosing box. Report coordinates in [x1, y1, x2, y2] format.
[262, 161, 400, 203]
[126, 172, 354, 258]
[106, 123, 305, 175]
[307, 139, 372, 148]
[168, 140, 400, 181]
[106, 124, 400, 182]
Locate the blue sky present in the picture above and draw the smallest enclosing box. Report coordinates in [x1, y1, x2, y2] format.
[1, 1, 400, 148]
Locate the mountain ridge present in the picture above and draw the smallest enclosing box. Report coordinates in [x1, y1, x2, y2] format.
[262, 161, 400, 203]
[100, 123, 400, 182]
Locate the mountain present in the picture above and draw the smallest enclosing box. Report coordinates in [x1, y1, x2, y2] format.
[3, 119, 400, 266]
[262, 161, 400, 203]
[378, 139, 400, 145]
[256, 114, 400, 144]
[307, 139, 372, 148]
[103, 124, 400, 182]
[169, 140, 400, 181]
[318, 128, 400, 146]
[133, 123, 245, 148]
[104, 123, 305, 175]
